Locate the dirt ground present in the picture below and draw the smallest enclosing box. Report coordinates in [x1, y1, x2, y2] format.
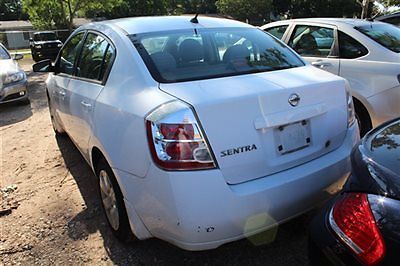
[0, 59, 310, 265]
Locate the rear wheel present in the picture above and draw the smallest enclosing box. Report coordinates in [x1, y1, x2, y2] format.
[96, 158, 135, 242]
[354, 99, 372, 137]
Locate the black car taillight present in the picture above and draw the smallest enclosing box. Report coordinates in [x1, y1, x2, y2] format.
[329, 193, 386, 265]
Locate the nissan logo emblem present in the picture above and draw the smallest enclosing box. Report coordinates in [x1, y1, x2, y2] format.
[288, 93, 300, 107]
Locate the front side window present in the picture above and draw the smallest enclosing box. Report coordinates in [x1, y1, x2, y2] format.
[131, 27, 304, 83]
[356, 23, 400, 53]
[338, 31, 368, 59]
[0, 45, 10, 60]
[289, 25, 335, 57]
[76, 33, 115, 81]
[265, 25, 289, 39]
[59, 32, 85, 75]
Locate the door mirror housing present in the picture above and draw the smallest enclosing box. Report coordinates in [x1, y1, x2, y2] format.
[29, 37, 33, 42]
[13, 54, 24, 60]
[33, 59, 56, 73]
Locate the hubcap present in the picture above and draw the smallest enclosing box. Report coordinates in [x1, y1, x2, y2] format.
[99, 170, 119, 231]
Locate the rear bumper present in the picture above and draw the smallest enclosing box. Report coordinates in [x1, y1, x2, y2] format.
[115, 124, 359, 250]
[0, 80, 28, 104]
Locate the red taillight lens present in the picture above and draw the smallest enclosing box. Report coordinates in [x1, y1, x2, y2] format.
[330, 193, 385, 265]
[146, 101, 215, 170]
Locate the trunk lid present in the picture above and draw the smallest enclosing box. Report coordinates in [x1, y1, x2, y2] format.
[160, 66, 349, 184]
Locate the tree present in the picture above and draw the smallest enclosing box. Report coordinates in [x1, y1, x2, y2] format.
[181, 0, 217, 14]
[288, 0, 360, 18]
[0, 0, 28, 20]
[381, 0, 400, 6]
[216, 0, 272, 23]
[22, 0, 119, 31]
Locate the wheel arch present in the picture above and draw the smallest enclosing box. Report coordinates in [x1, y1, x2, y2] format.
[89, 145, 152, 240]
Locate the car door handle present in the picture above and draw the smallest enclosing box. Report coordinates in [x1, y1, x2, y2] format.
[311, 61, 332, 68]
[80, 101, 92, 111]
[58, 90, 66, 97]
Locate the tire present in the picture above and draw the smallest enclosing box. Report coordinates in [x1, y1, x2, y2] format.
[96, 158, 135, 242]
[354, 99, 372, 137]
[31, 52, 39, 62]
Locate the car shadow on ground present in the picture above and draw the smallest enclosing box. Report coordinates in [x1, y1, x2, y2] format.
[0, 71, 48, 127]
[56, 134, 310, 265]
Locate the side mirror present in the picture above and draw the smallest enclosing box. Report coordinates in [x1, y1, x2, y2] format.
[13, 54, 24, 60]
[33, 59, 55, 73]
[29, 38, 33, 42]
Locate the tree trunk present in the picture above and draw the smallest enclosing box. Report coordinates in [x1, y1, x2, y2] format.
[360, 0, 370, 19]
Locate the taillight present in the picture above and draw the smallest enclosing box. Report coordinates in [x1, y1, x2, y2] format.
[146, 101, 216, 170]
[329, 193, 385, 265]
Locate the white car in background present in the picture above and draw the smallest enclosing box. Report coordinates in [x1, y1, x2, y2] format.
[261, 18, 400, 135]
[0, 43, 28, 104]
[33, 16, 359, 250]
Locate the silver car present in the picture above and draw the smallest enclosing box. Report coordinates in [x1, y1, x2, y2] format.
[0, 43, 29, 104]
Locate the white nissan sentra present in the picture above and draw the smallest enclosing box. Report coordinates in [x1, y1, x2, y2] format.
[33, 16, 359, 250]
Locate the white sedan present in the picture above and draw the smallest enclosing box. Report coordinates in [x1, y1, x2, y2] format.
[262, 18, 400, 135]
[33, 16, 359, 250]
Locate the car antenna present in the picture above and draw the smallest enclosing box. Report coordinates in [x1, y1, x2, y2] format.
[190, 13, 199, 24]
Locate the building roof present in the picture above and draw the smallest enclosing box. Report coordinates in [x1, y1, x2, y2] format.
[0, 18, 92, 31]
[0, 20, 33, 30]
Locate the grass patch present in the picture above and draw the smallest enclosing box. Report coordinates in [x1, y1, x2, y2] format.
[9, 48, 31, 54]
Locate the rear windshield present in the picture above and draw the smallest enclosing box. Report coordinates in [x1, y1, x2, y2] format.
[355, 23, 400, 53]
[34, 32, 57, 41]
[130, 27, 304, 83]
[0, 45, 10, 60]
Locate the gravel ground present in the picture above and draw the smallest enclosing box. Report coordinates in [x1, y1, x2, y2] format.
[0, 59, 310, 265]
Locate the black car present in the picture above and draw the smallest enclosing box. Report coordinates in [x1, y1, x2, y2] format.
[376, 12, 400, 27]
[309, 118, 400, 265]
[30, 31, 63, 62]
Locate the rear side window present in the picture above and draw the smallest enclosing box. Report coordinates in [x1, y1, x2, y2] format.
[338, 31, 368, 59]
[76, 33, 115, 82]
[289, 25, 335, 57]
[356, 23, 400, 53]
[59, 32, 85, 75]
[265, 25, 289, 39]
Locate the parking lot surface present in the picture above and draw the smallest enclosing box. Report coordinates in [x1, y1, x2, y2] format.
[0, 60, 310, 265]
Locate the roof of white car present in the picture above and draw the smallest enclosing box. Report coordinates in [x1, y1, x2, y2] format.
[265, 17, 386, 28]
[97, 15, 252, 35]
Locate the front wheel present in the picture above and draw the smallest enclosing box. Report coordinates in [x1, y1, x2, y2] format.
[97, 159, 135, 242]
[31, 51, 39, 62]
